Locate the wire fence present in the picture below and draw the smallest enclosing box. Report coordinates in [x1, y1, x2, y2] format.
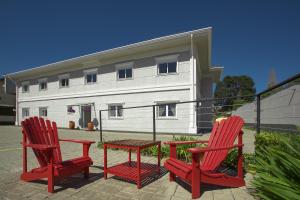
[98, 73, 300, 142]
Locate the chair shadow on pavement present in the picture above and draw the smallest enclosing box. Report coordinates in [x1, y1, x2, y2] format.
[30, 166, 103, 192]
[175, 177, 232, 195]
[109, 166, 168, 188]
[175, 167, 244, 195]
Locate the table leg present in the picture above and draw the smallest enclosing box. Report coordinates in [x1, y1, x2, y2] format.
[104, 144, 107, 180]
[137, 147, 141, 189]
[128, 149, 131, 165]
[158, 143, 161, 174]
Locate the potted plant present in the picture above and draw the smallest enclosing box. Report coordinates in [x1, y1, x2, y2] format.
[69, 121, 75, 129]
[87, 121, 94, 131]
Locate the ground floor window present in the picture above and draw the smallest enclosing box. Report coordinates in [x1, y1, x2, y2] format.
[22, 108, 30, 118]
[39, 107, 48, 117]
[108, 104, 123, 118]
[157, 103, 176, 118]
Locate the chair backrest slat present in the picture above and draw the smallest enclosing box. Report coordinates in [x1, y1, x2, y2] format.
[22, 120, 47, 167]
[46, 120, 62, 163]
[201, 116, 244, 171]
[21, 117, 63, 167]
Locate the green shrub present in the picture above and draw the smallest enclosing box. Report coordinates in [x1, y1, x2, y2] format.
[252, 133, 300, 200]
[222, 149, 255, 172]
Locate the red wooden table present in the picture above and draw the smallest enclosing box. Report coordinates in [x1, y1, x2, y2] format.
[103, 139, 161, 188]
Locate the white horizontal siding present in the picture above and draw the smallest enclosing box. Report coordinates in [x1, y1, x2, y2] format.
[18, 89, 194, 134]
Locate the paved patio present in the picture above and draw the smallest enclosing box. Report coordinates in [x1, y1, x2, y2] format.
[0, 126, 255, 200]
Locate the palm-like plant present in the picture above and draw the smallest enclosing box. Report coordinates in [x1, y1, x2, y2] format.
[252, 134, 300, 200]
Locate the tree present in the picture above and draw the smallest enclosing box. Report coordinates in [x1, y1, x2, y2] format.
[214, 75, 256, 111]
[267, 68, 277, 89]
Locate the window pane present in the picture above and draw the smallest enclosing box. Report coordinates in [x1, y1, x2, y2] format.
[40, 82, 47, 90]
[61, 78, 69, 87]
[168, 104, 176, 116]
[117, 106, 123, 117]
[23, 85, 29, 92]
[87, 74, 92, 83]
[39, 108, 47, 117]
[168, 62, 177, 73]
[126, 68, 132, 78]
[118, 69, 126, 79]
[92, 74, 97, 82]
[109, 106, 116, 117]
[158, 105, 166, 116]
[158, 63, 168, 74]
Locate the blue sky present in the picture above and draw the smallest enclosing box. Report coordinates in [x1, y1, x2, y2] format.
[0, 0, 299, 92]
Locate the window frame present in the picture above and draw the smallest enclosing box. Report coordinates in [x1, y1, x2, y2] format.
[108, 104, 124, 119]
[59, 74, 70, 88]
[115, 62, 134, 81]
[84, 68, 98, 85]
[155, 54, 179, 75]
[39, 107, 48, 117]
[22, 107, 30, 118]
[21, 81, 30, 93]
[156, 101, 178, 119]
[38, 78, 48, 91]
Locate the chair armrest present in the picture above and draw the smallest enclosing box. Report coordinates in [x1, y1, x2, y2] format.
[59, 139, 95, 145]
[164, 140, 209, 146]
[21, 143, 57, 150]
[187, 144, 243, 154]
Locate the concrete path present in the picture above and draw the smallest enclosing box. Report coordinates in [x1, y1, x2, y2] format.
[0, 126, 255, 199]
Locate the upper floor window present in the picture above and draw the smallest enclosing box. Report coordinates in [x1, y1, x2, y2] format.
[59, 74, 69, 88]
[157, 103, 176, 118]
[39, 78, 47, 91]
[39, 107, 48, 117]
[158, 62, 177, 74]
[156, 54, 179, 75]
[118, 68, 132, 80]
[22, 82, 29, 93]
[116, 62, 133, 80]
[22, 108, 30, 118]
[84, 69, 97, 84]
[108, 104, 123, 119]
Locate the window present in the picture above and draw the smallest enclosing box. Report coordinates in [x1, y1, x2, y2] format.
[118, 68, 132, 80]
[116, 62, 133, 80]
[59, 74, 69, 88]
[22, 108, 29, 118]
[39, 79, 47, 91]
[108, 104, 123, 118]
[39, 107, 48, 117]
[158, 62, 177, 74]
[22, 83, 29, 93]
[157, 103, 176, 118]
[156, 54, 179, 75]
[67, 106, 75, 113]
[86, 73, 97, 83]
[84, 69, 97, 84]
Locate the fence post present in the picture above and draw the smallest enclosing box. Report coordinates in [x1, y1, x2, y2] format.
[152, 105, 156, 141]
[196, 101, 200, 133]
[99, 110, 103, 142]
[256, 95, 261, 134]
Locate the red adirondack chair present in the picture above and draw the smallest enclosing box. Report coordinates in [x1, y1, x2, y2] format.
[164, 116, 245, 199]
[20, 117, 95, 193]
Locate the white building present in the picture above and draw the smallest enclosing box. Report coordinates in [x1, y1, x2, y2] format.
[6, 27, 222, 134]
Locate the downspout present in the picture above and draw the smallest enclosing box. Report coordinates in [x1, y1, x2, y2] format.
[5, 75, 19, 126]
[190, 34, 196, 131]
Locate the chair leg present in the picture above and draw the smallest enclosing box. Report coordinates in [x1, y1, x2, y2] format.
[169, 172, 175, 182]
[84, 167, 89, 178]
[48, 164, 54, 193]
[191, 172, 200, 199]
